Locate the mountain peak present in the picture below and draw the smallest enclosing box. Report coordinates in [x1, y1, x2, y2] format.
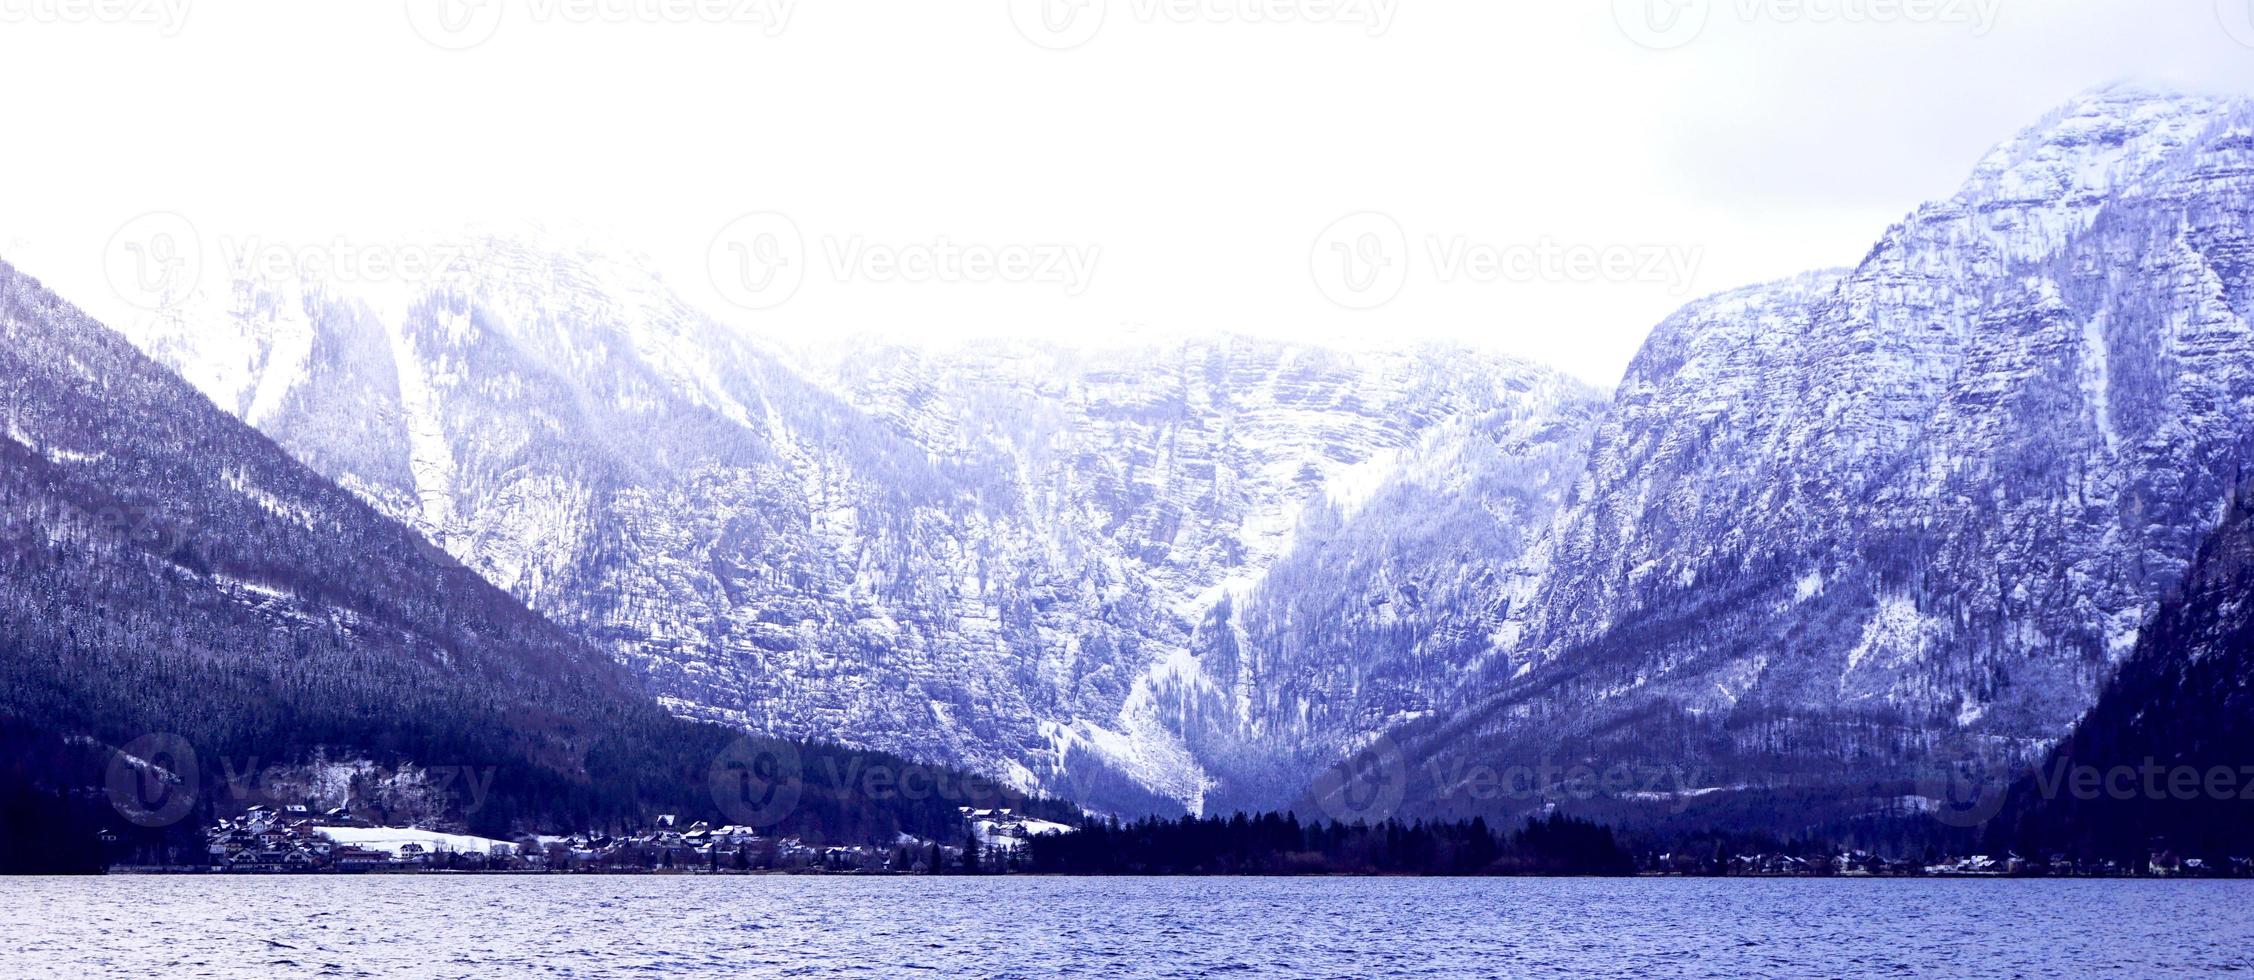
[1955, 84, 2238, 206]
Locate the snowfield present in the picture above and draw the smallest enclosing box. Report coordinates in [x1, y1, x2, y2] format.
[314, 827, 515, 857]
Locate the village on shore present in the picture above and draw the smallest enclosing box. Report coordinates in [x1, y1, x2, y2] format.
[110, 804, 1073, 874]
[106, 802, 2254, 879]
[1643, 849, 2254, 878]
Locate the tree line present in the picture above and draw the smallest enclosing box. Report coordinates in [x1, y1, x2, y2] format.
[1024, 810, 1635, 876]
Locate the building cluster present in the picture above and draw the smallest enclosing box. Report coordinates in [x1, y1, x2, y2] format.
[191, 806, 1078, 874]
[525, 817, 915, 873]
[203, 805, 436, 872]
[965, 807, 1076, 853]
[1642, 849, 2254, 877]
[1924, 850, 2254, 877]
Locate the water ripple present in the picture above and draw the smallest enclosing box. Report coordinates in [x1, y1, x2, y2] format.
[2, 877, 2252, 977]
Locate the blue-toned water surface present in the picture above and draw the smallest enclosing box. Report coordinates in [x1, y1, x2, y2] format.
[4, 875, 2249, 977]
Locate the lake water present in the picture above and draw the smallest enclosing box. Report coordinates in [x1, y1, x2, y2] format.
[4, 876, 2250, 978]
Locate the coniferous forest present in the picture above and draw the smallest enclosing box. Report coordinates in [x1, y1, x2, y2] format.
[1024, 812, 1635, 876]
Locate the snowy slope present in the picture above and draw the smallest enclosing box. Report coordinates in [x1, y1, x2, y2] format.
[0, 254, 650, 817]
[804, 338, 1606, 811]
[106, 232, 1155, 809]
[113, 251, 1604, 815]
[100, 84, 2254, 828]
[1395, 84, 2254, 820]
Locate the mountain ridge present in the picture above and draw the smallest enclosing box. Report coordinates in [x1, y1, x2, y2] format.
[1373, 84, 2254, 830]
[78, 83, 2254, 828]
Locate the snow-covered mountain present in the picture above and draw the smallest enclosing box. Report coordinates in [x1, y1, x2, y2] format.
[101, 84, 2254, 827]
[803, 339, 1605, 812]
[113, 232, 1605, 814]
[0, 252, 1100, 849]
[0, 254, 646, 824]
[1389, 84, 2254, 821]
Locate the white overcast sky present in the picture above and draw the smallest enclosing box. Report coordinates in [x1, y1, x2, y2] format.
[4, 0, 2254, 385]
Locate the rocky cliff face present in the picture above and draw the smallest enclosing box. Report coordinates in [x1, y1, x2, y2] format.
[107, 85, 2254, 825]
[116, 234, 1604, 814]
[806, 339, 1605, 811]
[1392, 85, 2254, 819]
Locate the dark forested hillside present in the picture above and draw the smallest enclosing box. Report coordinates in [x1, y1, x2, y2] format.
[1990, 481, 2254, 860]
[1024, 811, 1634, 876]
[29, 84, 2254, 852]
[0, 253, 628, 804]
[0, 258, 1070, 867]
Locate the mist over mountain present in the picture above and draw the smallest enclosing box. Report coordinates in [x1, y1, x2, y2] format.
[81, 84, 2254, 832]
[0, 252, 631, 828]
[113, 237, 1604, 815]
[0, 254, 1074, 865]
